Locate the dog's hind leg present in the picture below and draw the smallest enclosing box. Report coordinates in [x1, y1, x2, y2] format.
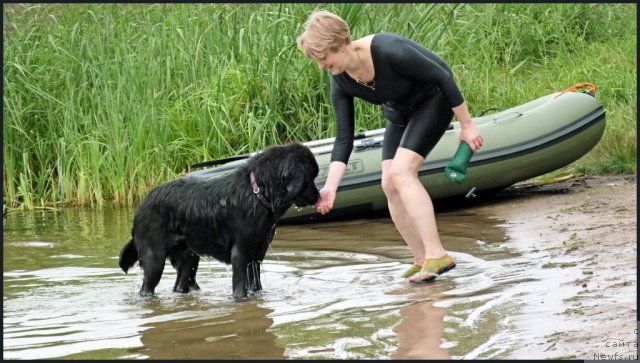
[139, 245, 166, 297]
[169, 244, 201, 293]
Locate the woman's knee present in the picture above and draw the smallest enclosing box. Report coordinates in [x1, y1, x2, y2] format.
[387, 149, 423, 183]
[381, 161, 398, 198]
[383, 162, 415, 197]
[382, 172, 396, 198]
[389, 161, 417, 185]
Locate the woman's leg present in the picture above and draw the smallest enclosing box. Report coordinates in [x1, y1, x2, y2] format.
[382, 121, 426, 266]
[387, 148, 446, 260]
[381, 91, 455, 280]
[382, 159, 425, 265]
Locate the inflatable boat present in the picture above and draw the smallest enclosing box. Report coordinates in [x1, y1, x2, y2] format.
[188, 84, 606, 223]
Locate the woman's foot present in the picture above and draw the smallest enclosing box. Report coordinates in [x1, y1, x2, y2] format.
[409, 255, 456, 283]
[401, 263, 422, 278]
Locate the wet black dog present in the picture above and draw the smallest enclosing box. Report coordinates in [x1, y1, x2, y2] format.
[118, 143, 319, 300]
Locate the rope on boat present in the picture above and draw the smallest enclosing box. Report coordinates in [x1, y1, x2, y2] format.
[554, 82, 596, 99]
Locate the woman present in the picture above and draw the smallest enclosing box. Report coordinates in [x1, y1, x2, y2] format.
[296, 10, 483, 283]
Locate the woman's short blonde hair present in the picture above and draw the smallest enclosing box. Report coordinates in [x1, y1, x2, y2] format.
[297, 10, 351, 60]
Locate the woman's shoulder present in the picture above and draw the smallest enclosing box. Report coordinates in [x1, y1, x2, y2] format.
[374, 33, 426, 54]
[372, 33, 420, 61]
[373, 32, 411, 46]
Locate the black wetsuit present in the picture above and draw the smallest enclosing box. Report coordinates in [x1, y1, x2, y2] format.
[330, 32, 465, 162]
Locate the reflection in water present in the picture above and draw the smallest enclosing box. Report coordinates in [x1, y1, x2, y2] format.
[137, 301, 284, 359]
[3, 207, 136, 273]
[4, 206, 550, 360]
[392, 300, 449, 359]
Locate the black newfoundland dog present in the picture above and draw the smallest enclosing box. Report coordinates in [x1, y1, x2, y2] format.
[118, 143, 319, 300]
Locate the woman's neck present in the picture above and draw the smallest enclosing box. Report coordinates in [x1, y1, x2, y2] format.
[345, 45, 373, 83]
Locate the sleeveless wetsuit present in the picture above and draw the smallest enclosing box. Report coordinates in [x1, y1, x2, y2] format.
[329, 32, 464, 162]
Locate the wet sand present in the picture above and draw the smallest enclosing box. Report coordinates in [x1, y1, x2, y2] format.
[468, 175, 637, 359]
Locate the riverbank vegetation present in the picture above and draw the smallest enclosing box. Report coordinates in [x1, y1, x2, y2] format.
[3, 3, 636, 209]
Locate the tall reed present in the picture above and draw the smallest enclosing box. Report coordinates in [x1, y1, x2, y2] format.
[3, 3, 636, 209]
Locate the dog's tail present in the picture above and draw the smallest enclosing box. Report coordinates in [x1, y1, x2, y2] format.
[118, 239, 138, 274]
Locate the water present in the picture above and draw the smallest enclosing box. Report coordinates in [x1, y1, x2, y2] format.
[2, 205, 566, 359]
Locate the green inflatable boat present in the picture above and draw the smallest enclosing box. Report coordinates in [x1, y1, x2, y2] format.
[189, 84, 606, 223]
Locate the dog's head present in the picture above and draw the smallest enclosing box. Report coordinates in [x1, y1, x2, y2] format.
[248, 143, 320, 212]
[279, 143, 320, 208]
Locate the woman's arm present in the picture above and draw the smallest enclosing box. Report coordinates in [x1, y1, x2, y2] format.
[329, 81, 356, 164]
[316, 80, 355, 215]
[452, 102, 483, 153]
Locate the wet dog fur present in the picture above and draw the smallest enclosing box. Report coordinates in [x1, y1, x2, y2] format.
[118, 143, 319, 300]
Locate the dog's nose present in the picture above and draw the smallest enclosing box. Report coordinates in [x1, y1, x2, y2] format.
[306, 189, 320, 206]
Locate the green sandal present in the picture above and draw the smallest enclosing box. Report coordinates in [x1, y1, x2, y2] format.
[409, 255, 456, 284]
[401, 263, 422, 278]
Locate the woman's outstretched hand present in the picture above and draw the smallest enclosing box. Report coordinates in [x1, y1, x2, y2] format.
[315, 187, 336, 215]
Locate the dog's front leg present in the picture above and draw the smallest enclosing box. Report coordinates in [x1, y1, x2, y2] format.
[247, 260, 262, 292]
[230, 245, 248, 300]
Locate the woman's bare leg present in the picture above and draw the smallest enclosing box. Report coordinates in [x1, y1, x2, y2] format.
[382, 148, 447, 261]
[382, 160, 425, 264]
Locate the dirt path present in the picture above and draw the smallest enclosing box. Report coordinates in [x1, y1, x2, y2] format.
[473, 174, 637, 359]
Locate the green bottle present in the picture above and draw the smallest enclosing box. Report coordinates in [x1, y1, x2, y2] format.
[444, 140, 473, 183]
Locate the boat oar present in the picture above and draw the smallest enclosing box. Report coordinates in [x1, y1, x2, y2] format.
[303, 128, 386, 148]
[189, 129, 387, 169]
[190, 153, 253, 169]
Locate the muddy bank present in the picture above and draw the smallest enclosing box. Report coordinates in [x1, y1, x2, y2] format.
[470, 175, 637, 359]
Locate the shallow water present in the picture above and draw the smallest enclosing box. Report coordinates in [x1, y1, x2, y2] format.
[2, 205, 575, 359]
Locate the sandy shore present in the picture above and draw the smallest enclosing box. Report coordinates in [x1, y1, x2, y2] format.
[473, 174, 637, 359]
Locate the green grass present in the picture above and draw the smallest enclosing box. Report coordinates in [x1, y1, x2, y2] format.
[3, 3, 636, 209]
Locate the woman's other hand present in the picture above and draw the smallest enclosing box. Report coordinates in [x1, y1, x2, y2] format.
[459, 123, 484, 153]
[452, 102, 484, 153]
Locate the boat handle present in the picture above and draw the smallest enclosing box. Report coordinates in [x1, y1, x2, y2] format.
[491, 111, 523, 122]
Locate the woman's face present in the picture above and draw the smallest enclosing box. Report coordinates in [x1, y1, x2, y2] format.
[314, 46, 347, 75]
